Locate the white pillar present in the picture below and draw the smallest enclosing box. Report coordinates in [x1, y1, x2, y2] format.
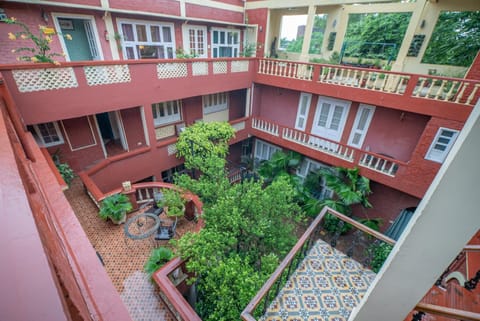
[391, 0, 427, 71]
[350, 100, 480, 320]
[299, 5, 316, 62]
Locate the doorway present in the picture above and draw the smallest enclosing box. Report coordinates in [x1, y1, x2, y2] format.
[53, 14, 103, 61]
[96, 112, 128, 157]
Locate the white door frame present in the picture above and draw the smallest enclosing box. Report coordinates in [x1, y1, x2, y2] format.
[52, 13, 104, 61]
[348, 104, 375, 148]
[182, 24, 208, 58]
[311, 96, 351, 142]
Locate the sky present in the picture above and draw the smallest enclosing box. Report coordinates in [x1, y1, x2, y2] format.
[280, 15, 307, 40]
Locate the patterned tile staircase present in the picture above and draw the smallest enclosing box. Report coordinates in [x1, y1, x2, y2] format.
[261, 239, 376, 321]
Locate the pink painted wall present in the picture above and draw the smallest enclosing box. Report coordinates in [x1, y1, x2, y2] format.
[46, 116, 105, 171]
[363, 109, 430, 162]
[255, 85, 299, 128]
[110, 0, 180, 16]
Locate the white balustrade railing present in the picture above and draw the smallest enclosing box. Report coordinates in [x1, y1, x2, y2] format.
[412, 77, 480, 105]
[282, 127, 355, 162]
[359, 153, 399, 177]
[319, 66, 410, 95]
[258, 59, 313, 80]
[252, 117, 279, 136]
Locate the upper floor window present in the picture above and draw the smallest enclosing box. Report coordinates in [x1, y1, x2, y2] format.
[203, 92, 228, 115]
[32, 122, 64, 147]
[425, 127, 459, 163]
[211, 28, 240, 58]
[118, 20, 175, 59]
[152, 100, 181, 126]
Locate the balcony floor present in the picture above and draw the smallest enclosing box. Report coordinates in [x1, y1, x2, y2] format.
[64, 178, 197, 321]
[261, 239, 376, 321]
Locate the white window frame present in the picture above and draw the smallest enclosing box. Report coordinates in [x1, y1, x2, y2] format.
[295, 93, 312, 130]
[152, 100, 182, 126]
[296, 158, 333, 199]
[182, 25, 207, 58]
[348, 104, 375, 148]
[117, 19, 176, 59]
[33, 122, 64, 147]
[52, 13, 104, 61]
[202, 92, 228, 115]
[254, 139, 281, 162]
[425, 127, 459, 163]
[211, 28, 240, 58]
[312, 96, 351, 142]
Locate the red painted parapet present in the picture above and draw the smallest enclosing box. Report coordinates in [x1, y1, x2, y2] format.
[0, 58, 255, 125]
[1, 89, 133, 320]
[256, 59, 478, 122]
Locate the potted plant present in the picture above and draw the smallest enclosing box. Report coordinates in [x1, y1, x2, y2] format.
[158, 188, 185, 218]
[98, 193, 133, 224]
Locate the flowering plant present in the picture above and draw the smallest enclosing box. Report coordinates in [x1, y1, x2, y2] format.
[5, 17, 72, 64]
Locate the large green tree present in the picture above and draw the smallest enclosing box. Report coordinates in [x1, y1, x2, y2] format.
[174, 122, 304, 321]
[422, 11, 480, 67]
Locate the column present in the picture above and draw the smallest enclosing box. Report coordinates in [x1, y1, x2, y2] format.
[299, 4, 316, 62]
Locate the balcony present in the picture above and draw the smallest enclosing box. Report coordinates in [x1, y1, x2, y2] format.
[241, 206, 396, 321]
[256, 59, 479, 122]
[0, 58, 254, 124]
[251, 117, 433, 198]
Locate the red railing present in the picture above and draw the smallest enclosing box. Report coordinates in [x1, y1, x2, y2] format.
[241, 206, 396, 321]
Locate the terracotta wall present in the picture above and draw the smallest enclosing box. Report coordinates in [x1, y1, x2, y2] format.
[353, 181, 421, 233]
[110, 0, 180, 15]
[245, 8, 269, 57]
[0, 4, 66, 65]
[255, 85, 300, 128]
[185, 3, 244, 23]
[363, 109, 430, 162]
[47, 116, 105, 171]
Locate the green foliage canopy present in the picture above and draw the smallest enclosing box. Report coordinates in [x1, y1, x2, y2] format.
[344, 12, 411, 60]
[422, 11, 480, 67]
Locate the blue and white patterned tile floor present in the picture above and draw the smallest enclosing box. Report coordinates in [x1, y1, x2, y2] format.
[261, 239, 376, 321]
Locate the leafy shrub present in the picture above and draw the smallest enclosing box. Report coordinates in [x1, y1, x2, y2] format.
[368, 242, 393, 273]
[56, 162, 75, 186]
[144, 247, 174, 278]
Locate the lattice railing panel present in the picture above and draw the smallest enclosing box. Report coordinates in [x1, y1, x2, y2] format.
[155, 125, 175, 140]
[231, 60, 249, 73]
[12, 68, 78, 92]
[192, 62, 208, 76]
[231, 121, 245, 132]
[213, 61, 227, 74]
[84, 65, 131, 86]
[167, 144, 177, 156]
[157, 63, 188, 79]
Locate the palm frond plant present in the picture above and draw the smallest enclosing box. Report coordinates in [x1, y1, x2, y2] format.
[144, 247, 174, 278]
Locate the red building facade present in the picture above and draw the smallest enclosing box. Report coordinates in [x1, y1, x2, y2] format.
[0, 1, 479, 320]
